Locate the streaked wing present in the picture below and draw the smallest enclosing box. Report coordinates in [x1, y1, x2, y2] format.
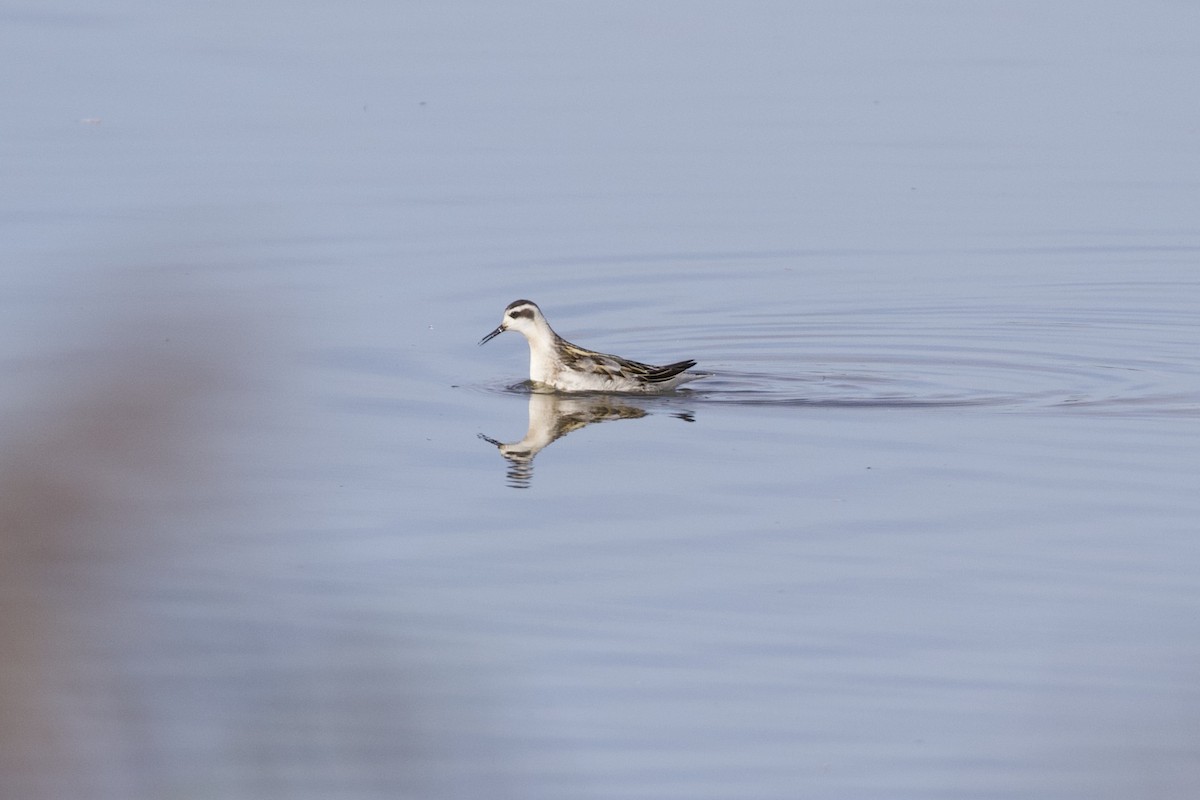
[559, 341, 694, 383]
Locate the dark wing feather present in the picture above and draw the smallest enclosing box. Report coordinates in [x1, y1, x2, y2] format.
[641, 359, 697, 383]
[559, 339, 695, 384]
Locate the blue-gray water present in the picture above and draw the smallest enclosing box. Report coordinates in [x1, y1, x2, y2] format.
[3, 2, 1198, 798]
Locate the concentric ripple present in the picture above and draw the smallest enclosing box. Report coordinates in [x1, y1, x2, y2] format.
[680, 286, 1199, 414]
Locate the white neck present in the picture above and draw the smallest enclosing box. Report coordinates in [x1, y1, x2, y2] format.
[520, 321, 560, 384]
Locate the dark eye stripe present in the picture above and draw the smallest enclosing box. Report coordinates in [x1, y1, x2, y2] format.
[508, 308, 534, 320]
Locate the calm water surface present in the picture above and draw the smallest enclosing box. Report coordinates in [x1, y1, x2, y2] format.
[3, 2, 1199, 798]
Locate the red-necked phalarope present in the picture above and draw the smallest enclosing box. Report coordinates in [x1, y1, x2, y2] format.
[479, 299, 703, 393]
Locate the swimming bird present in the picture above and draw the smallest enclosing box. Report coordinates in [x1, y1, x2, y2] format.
[479, 299, 703, 393]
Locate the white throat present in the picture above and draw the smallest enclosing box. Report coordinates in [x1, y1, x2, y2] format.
[517, 321, 560, 385]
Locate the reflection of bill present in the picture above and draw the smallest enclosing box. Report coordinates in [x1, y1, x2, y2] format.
[479, 392, 662, 489]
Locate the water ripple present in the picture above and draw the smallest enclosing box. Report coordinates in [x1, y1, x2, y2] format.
[680, 294, 1199, 415]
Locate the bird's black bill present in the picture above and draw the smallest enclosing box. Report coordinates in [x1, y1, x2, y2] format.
[478, 326, 504, 345]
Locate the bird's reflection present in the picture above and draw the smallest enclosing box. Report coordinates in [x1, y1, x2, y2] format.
[480, 391, 689, 488]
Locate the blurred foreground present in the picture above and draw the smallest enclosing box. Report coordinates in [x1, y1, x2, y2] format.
[0, 278, 517, 799]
